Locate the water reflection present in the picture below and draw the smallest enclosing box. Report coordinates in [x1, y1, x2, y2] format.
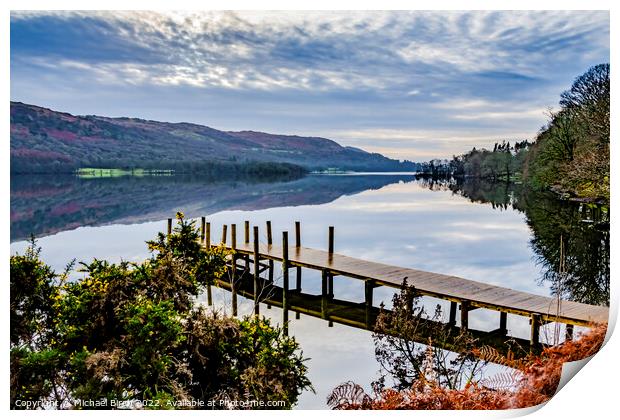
[10, 173, 415, 242]
[444, 178, 610, 306]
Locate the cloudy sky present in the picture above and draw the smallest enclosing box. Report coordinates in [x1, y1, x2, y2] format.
[10, 11, 609, 160]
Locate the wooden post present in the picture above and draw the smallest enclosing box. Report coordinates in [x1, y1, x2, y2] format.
[565, 324, 574, 341]
[207, 284, 212, 306]
[266, 221, 273, 246]
[460, 300, 470, 331]
[282, 232, 289, 291]
[200, 217, 206, 242]
[448, 301, 457, 326]
[365, 280, 374, 307]
[328, 273, 334, 299]
[253, 226, 260, 315]
[499, 312, 508, 335]
[295, 311, 300, 320]
[231, 224, 237, 250]
[244, 220, 250, 271]
[205, 222, 211, 249]
[232, 288, 238, 317]
[221, 224, 228, 245]
[167, 218, 172, 235]
[266, 221, 274, 283]
[365, 280, 374, 329]
[530, 314, 541, 347]
[321, 269, 328, 319]
[282, 231, 289, 335]
[328, 226, 334, 254]
[295, 221, 302, 291]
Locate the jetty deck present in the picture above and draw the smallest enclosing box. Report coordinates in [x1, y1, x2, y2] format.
[229, 242, 608, 327]
[170, 217, 609, 347]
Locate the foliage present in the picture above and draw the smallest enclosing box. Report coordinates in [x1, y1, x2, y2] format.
[328, 323, 607, 410]
[371, 284, 486, 392]
[524, 63, 609, 201]
[10, 213, 312, 409]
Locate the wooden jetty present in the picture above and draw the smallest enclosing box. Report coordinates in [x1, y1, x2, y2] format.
[170, 218, 609, 348]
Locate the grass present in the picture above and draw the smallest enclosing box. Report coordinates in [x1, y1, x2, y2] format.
[76, 168, 174, 179]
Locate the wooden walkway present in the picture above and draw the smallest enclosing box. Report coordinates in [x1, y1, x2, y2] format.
[171, 218, 609, 346]
[229, 242, 608, 327]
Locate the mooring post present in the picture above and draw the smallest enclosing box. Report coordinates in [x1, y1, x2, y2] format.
[328, 226, 334, 255]
[460, 300, 470, 331]
[295, 221, 302, 291]
[200, 216, 206, 242]
[244, 220, 250, 270]
[221, 224, 228, 245]
[266, 221, 273, 246]
[328, 226, 335, 298]
[266, 221, 274, 283]
[565, 324, 574, 341]
[530, 314, 541, 347]
[231, 224, 237, 251]
[499, 312, 508, 335]
[253, 226, 260, 315]
[205, 222, 211, 249]
[282, 231, 289, 335]
[167, 218, 172, 236]
[448, 301, 458, 327]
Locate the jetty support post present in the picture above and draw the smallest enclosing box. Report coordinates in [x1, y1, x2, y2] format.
[230, 224, 237, 314]
[448, 301, 457, 327]
[365, 280, 374, 328]
[167, 218, 172, 236]
[244, 221, 250, 271]
[565, 324, 574, 341]
[295, 221, 302, 291]
[266, 221, 274, 283]
[253, 226, 260, 316]
[321, 269, 329, 319]
[282, 231, 289, 335]
[530, 314, 541, 348]
[460, 300, 470, 332]
[328, 226, 335, 298]
[499, 312, 508, 335]
[205, 222, 211, 249]
[200, 216, 206, 243]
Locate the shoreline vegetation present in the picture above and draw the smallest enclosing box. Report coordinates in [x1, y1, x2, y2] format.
[10, 213, 314, 410]
[417, 64, 610, 204]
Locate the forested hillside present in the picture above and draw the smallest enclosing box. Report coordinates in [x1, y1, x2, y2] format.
[10, 102, 417, 174]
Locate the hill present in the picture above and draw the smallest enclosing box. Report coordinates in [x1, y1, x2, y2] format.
[10, 102, 417, 173]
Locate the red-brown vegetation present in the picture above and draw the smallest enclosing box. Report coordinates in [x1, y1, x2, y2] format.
[329, 323, 607, 410]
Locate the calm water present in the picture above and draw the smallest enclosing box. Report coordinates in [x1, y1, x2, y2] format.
[10, 174, 609, 409]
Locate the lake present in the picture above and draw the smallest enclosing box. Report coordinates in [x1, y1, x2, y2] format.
[9, 173, 609, 409]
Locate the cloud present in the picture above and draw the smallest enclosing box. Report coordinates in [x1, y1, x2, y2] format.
[10, 10, 609, 160]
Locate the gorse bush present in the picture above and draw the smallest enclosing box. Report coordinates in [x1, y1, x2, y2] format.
[10, 213, 312, 409]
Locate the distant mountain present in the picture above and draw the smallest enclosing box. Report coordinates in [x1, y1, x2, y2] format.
[10, 102, 418, 173]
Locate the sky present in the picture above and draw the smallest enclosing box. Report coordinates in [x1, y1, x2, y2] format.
[10, 10, 610, 161]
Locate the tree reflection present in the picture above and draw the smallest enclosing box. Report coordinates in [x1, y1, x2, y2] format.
[438, 178, 609, 306]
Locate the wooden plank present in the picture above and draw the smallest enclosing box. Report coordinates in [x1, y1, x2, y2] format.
[219, 241, 608, 326]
